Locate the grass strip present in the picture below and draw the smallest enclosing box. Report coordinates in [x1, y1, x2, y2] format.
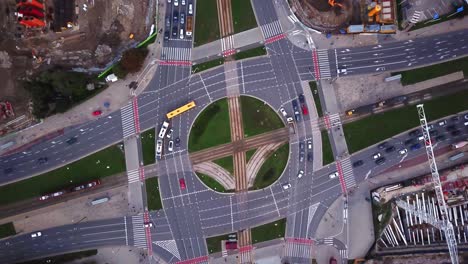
[344, 89, 468, 153]
[372, 201, 392, 241]
[17, 250, 98, 264]
[251, 218, 286, 243]
[234, 46, 266, 60]
[213, 156, 234, 175]
[0, 144, 125, 206]
[253, 143, 289, 189]
[141, 128, 156, 165]
[197, 173, 229, 193]
[146, 178, 163, 210]
[321, 131, 334, 165]
[309, 81, 323, 117]
[0, 222, 16, 239]
[241, 96, 284, 137]
[231, 0, 258, 33]
[246, 149, 256, 163]
[206, 233, 235, 253]
[192, 58, 225, 74]
[193, 0, 220, 47]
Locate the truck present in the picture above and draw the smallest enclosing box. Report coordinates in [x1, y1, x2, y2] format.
[287, 117, 295, 134]
[186, 16, 193, 36]
[452, 140, 468, 149]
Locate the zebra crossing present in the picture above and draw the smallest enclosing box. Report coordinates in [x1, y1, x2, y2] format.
[284, 240, 312, 260]
[221, 35, 236, 57]
[339, 249, 348, 259]
[121, 103, 136, 139]
[324, 237, 334, 245]
[337, 157, 356, 190]
[161, 47, 191, 62]
[323, 113, 341, 130]
[154, 240, 181, 260]
[127, 168, 140, 184]
[409, 11, 425, 24]
[316, 49, 332, 79]
[261, 20, 283, 39]
[131, 215, 148, 249]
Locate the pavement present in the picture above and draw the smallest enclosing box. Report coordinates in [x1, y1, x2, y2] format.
[65, 246, 147, 264]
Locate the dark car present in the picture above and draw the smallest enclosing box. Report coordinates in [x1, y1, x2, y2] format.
[451, 115, 460, 122]
[292, 100, 298, 111]
[435, 135, 447, 142]
[404, 138, 417, 146]
[4, 168, 13, 174]
[172, 26, 178, 36]
[408, 129, 420, 137]
[352, 160, 364, 167]
[165, 16, 171, 28]
[173, 10, 179, 23]
[451, 130, 462, 137]
[307, 152, 313, 162]
[164, 30, 170, 41]
[298, 94, 305, 104]
[410, 143, 421, 151]
[385, 146, 395, 153]
[377, 142, 388, 149]
[175, 137, 180, 147]
[375, 157, 386, 165]
[446, 125, 456, 131]
[299, 151, 305, 162]
[66, 137, 77, 145]
[37, 157, 48, 164]
[429, 130, 438, 136]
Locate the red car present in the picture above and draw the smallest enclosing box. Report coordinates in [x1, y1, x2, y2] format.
[92, 110, 102, 116]
[179, 178, 186, 190]
[301, 105, 308, 115]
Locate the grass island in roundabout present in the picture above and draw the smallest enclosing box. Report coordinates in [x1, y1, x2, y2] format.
[188, 96, 290, 192]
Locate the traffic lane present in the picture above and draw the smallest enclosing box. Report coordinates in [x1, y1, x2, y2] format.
[251, 0, 278, 25]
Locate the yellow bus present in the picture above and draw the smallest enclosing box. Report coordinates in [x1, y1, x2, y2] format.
[166, 101, 196, 119]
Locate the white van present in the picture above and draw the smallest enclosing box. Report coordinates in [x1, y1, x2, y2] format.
[188, 4, 193, 14]
[179, 29, 184, 39]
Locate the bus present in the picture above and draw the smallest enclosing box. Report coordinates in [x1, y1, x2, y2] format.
[158, 121, 170, 139]
[166, 101, 196, 119]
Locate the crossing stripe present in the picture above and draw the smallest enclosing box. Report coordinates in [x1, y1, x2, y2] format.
[131, 215, 147, 249]
[127, 169, 140, 184]
[121, 103, 136, 138]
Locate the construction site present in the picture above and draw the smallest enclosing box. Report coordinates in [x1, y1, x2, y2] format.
[289, 0, 397, 34]
[0, 0, 155, 135]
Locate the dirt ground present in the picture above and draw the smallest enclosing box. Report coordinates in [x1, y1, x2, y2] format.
[0, 0, 153, 129]
[290, 0, 354, 30]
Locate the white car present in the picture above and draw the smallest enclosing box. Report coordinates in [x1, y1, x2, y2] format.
[31, 232, 42, 238]
[167, 0, 171, 2]
[188, 3, 193, 14]
[144, 222, 153, 228]
[398, 148, 408, 155]
[438, 120, 447, 126]
[297, 170, 304, 179]
[174, 0, 178, 6]
[156, 139, 163, 154]
[168, 140, 174, 152]
[181, 0, 185, 5]
[282, 183, 291, 190]
[286, 117, 294, 123]
[307, 140, 312, 150]
[166, 128, 173, 139]
[279, 107, 287, 117]
[329, 171, 339, 179]
[372, 152, 381, 160]
[179, 29, 184, 39]
[337, 68, 347, 74]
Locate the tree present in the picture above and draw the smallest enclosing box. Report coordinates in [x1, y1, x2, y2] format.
[114, 47, 149, 78]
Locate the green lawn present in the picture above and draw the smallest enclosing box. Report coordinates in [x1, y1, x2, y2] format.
[141, 128, 155, 165]
[246, 149, 257, 163]
[309, 81, 323, 117]
[0, 222, 16, 239]
[192, 58, 225, 74]
[213, 156, 234, 175]
[145, 178, 163, 210]
[234, 46, 266, 60]
[0, 145, 125, 206]
[321, 131, 334, 165]
[197, 173, 229, 192]
[393, 56, 468, 85]
[17, 250, 98, 264]
[253, 143, 289, 189]
[189, 98, 231, 152]
[251, 218, 286, 243]
[193, 0, 220, 47]
[344, 89, 468, 153]
[372, 201, 392, 240]
[206, 233, 236, 253]
[232, 0, 258, 33]
[241, 96, 284, 137]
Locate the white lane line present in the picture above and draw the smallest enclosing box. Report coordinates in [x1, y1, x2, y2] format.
[79, 223, 124, 230]
[270, 186, 281, 217]
[81, 230, 124, 236]
[82, 236, 127, 243]
[124, 216, 128, 246]
[230, 196, 234, 232]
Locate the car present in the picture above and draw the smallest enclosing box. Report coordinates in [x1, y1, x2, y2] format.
[301, 105, 308, 115]
[298, 94, 305, 104]
[294, 111, 301, 122]
[427, 124, 435, 130]
[164, 31, 170, 41]
[337, 68, 347, 74]
[465, 114, 468, 120]
[297, 170, 304, 179]
[372, 152, 381, 160]
[417, 135, 425, 141]
[451, 130, 462, 137]
[92, 110, 102, 116]
[166, 128, 173, 138]
[174, 0, 178, 6]
[165, 17, 171, 28]
[179, 178, 186, 190]
[175, 137, 180, 147]
[168, 140, 174, 152]
[37, 157, 48, 164]
[375, 157, 386, 165]
[299, 151, 305, 162]
[4, 167, 14, 174]
[438, 120, 447, 126]
[410, 143, 421, 151]
[286, 117, 294, 123]
[329, 171, 339, 179]
[451, 115, 460, 122]
[144, 222, 153, 228]
[307, 152, 313, 162]
[173, 10, 179, 23]
[188, 3, 193, 14]
[352, 160, 364, 167]
[408, 129, 420, 137]
[307, 141, 312, 149]
[172, 26, 178, 36]
[31, 232, 42, 238]
[429, 130, 438, 136]
[377, 142, 388, 149]
[279, 107, 287, 117]
[66, 137, 77, 145]
[282, 183, 292, 190]
[404, 138, 417, 146]
[292, 100, 298, 111]
[179, 29, 184, 39]
[156, 139, 163, 154]
[181, 0, 186, 5]
[299, 142, 305, 150]
[398, 148, 408, 155]
[435, 135, 447, 142]
[180, 13, 185, 24]
[385, 146, 395, 153]
[446, 125, 456, 131]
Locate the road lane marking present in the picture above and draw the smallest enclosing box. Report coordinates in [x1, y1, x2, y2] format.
[82, 236, 127, 243]
[230, 196, 234, 232]
[81, 230, 124, 236]
[270, 186, 281, 217]
[124, 216, 128, 246]
[79, 223, 124, 230]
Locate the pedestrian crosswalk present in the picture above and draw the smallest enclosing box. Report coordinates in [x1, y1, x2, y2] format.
[121, 103, 136, 139]
[410, 11, 424, 24]
[131, 215, 147, 249]
[154, 240, 181, 260]
[221, 35, 236, 57]
[324, 237, 334, 245]
[221, 249, 228, 257]
[161, 47, 191, 62]
[316, 49, 331, 79]
[338, 157, 356, 189]
[339, 249, 348, 259]
[323, 113, 341, 130]
[261, 20, 283, 39]
[284, 240, 312, 260]
[127, 168, 140, 184]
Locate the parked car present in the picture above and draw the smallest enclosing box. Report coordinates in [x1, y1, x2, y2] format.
[294, 110, 301, 122]
[404, 138, 417, 146]
[451, 115, 460, 122]
[446, 125, 456, 131]
[352, 160, 364, 167]
[435, 135, 447, 142]
[174, 0, 179, 6]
